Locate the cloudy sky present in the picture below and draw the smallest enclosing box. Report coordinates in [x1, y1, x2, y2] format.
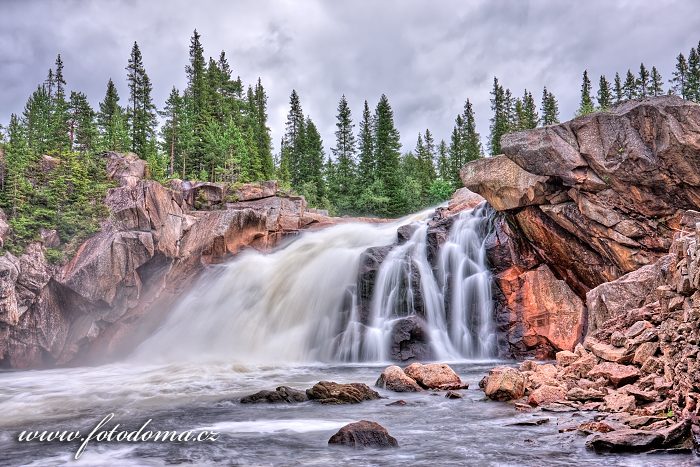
[1, 0, 698, 154]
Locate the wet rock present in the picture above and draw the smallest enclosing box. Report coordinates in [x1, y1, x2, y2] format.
[527, 385, 566, 407]
[389, 316, 433, 362]
[403, 363, 466, 390]
[240, 386, 308, 404]
[376, 366, 423, 392]
[444, 391, 463, 399]
[508, 418, 550, 426]
[328, 420, 398, 448]
[397, 224, 418, 244]
[482, 366, 526, 401]
[588, 362, 641, 388]
[306, 381, 381, 404]
[586, 429, 664, 453]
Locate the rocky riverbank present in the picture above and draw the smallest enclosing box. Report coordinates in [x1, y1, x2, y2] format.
[0, 152, 380, 369]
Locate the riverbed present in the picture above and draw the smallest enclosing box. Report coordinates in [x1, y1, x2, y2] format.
[0, 361, 695, 466]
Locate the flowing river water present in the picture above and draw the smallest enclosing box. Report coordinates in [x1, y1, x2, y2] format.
[0, 207, 695, 465]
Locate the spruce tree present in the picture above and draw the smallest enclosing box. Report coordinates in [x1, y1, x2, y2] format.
[688, 48, 700, 102]
[3, 114, 31, 216]
[540, 87, 559, 125]
[357, 100, 375, 187]
[159, 87, 183, 176]
[22, 85, 52, 155]
[253, 79, 274, 179]
[623, 70, 637, 100]
[437, 140, 450, 182]
[637, 63, 650, 98]
[330, 95, 357, 211]
[522, 90, 538, 129]
[577, 70, 594, 116]
[184, 30, 208, 174]
[614, 73, 624, 104]
[489, 77, 509, 154]
[281, 90, 305, 188]
[300, 117, 325, 204]
[597, 75, 612, 110]
[50, 54, 70, 153]
[68, 91, 96, 152]
[670, 53, 689, 99]
[97, 78, 129, 152]
[126, 41, 157, 159]
[373, 94, 402, 215]
[649, 67, 664, 96]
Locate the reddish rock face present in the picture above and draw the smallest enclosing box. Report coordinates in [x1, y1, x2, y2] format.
[467, 97, 700, 358]
[0, 153, 355, 369]
[495, 263, 585, 357]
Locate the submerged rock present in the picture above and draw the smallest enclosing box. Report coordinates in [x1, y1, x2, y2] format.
[328, 420, 398, 448]
[240, 386, 308, 404]
[306, 381, 381, 404]
[586, 429, 664, 453]
[376, 366, 423, 392]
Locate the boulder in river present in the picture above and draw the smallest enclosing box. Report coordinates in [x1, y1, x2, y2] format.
[240, 386, 308, 404]
[328, 420, 398, 448]
[306, 381, 381, 404]
[481, 366, 526, 401]
[376, 366, 423, 392]
[403, 362, 466, 390]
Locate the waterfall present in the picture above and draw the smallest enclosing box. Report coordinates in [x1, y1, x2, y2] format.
[132, 205, 495, 364]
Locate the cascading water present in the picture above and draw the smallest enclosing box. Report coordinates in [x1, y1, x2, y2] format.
[133, 205, 495, 364]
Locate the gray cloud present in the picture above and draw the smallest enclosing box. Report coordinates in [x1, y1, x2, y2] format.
[0, 0, 698, 154]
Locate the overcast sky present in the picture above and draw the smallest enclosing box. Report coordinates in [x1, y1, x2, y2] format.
[1, 0, 698, 155]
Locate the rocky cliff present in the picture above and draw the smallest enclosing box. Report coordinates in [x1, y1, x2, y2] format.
[0, 152, 349, 369]
[461, 96, 700, 358]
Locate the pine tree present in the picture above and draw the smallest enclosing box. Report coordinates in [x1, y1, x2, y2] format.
[373, 94, 402, 215]
[329, 95, 357, 211]
[623, 69, 637, 100]
[637, 63, 650, 98]
[489, 77, 509, 154]
[97, 78, 129, 152]
[670, 53, 689, 99]
[649, 67, 664, 96]
[357, 100, 375, 187]
[126, 42, 157, 159]
[597, 75, 612, 110]
[184, 30, 209, 173]
[614, 72, 624, 104]
[68, 91, 96, 152]
[540, 87, 559, 125]
[450, 99, 482, 185]
[577, 70, 594, 116]
[414, 131, 435, 202]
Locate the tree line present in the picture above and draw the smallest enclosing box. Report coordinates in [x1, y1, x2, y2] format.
[1, 32, 699, 254]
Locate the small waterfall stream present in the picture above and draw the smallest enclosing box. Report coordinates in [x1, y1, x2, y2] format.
[133, 205, 495, 364]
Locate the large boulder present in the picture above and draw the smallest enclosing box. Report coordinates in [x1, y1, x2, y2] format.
[460, 155, 550, 211]
[328, 421, 398, 448]
[240, 386, 308, 404]
[388, 316, 432, 362]
[306, 381, 381, 404]
[103, 152, 145, 187]
[481, 366, 526, 401]
[376, 366, 423, 392]
[403, 363, 466, 390]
